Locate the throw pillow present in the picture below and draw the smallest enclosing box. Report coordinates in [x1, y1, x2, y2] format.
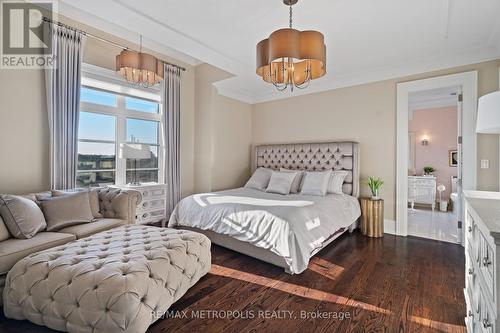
[52, 187, 103, 218]
[0, 215, 11, 241]
[280, 168, 305, 193]
[244, 168, 273, 191]
[0, 195, 47, 239]
[266, 171, 297, 195]
[40, 192, 94, 231]
[300, 170, 332, 196]
[327, 170, 349, 194]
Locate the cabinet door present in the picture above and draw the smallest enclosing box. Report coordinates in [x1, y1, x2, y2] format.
[415, 186, 434, 204]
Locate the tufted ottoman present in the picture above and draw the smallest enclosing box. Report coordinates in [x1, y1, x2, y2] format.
[2, 225, 211, 333]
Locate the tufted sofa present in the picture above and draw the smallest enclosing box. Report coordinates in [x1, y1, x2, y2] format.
[0, 187, 142, 305]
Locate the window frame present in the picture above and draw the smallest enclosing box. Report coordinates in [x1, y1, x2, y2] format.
[78, 63, 164, 186]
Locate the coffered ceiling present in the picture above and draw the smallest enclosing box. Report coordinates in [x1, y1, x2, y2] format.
[60, 0, 500, 104]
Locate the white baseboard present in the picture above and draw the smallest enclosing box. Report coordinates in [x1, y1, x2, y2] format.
[384, 219, 396, 235]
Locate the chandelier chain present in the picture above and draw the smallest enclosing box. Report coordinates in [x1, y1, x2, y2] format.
[289, 5, 293, 29]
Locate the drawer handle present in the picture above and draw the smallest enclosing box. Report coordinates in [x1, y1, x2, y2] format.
[468, 268, 474, 275]
[468, 226, 472, 232]
[483, 257, 492, 267]
[483, 319, 492, 328]
[468, 310, 473, 318]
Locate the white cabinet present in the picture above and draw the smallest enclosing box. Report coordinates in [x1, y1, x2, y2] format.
[464, 191, 500, 332]
[116, 183, 167, 225]
[408, 176, 436, 210]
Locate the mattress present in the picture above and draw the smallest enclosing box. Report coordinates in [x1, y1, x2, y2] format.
[169, 187, 361, 274]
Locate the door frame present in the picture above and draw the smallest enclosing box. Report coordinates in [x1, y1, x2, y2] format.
[396, 71, 478, 240]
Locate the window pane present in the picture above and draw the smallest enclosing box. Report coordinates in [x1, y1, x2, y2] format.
[126, 146, 158, 169]
[77, 171, 115, 187]
[79, 112, 115, 141]
[81, 87, 117, 107]
[126, 170, 158, 184]
[126, 97, 159, 114]
[126, 118, 158, 144]
[78, 142, 115, 170]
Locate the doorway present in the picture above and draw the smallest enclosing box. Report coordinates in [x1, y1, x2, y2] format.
[396, 71, 478, 245]
[407, 86, 461, 243]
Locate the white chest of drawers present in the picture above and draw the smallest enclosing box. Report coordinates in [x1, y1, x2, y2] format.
[116, 183, 167, 225]
[464, 191, 500, 333]
[408, 176, 436, 210]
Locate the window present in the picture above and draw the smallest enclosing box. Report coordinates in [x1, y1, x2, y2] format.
[77, 81, 162, 187]
[125, 118, 160, 183]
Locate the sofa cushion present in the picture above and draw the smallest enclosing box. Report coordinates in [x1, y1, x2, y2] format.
[0, 232, 75, 274]
[57, 218, 127, 239]
[40, 192, 94, 232]
[0, 215, 11, 241]
[0, 195, 47, 239]
[52, 188, 103, 219]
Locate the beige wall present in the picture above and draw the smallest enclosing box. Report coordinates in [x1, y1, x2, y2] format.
[194, 64, 253, 193]
[253, 59, 500, 220]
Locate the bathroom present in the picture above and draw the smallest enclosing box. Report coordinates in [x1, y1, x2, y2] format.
[407, 86, 460, 243]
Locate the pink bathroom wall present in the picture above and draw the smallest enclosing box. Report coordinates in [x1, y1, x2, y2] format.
[409, 106, 458, 200]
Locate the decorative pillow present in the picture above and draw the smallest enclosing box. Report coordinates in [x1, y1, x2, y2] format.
[266, 171, 298, 195]
[0, 195, 47, 239]
[300, 170, 332, 196]
[280, 168, 305, 193]
[327, 170, 349, 194]
[52, 187, 103, 218]
[0, 215, 11, 241]
[244, 168, 273, 191]
[40, 192, 94, 232]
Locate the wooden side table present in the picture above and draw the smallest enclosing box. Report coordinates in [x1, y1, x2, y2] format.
[361, 198, 384, 237]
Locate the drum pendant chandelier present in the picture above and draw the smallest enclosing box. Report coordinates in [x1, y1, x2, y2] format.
[256, 0, 326, 91]
[116, 36, 164, 87]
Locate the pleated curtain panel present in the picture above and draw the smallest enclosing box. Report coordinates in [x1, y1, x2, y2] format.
[45, 24, 85, 190]
[162, 65, 182, 216]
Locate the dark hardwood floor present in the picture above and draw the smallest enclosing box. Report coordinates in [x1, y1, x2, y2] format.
[0, 231, 466, 333]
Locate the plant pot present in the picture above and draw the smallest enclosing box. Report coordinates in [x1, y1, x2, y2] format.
[371, 189, 380, 200]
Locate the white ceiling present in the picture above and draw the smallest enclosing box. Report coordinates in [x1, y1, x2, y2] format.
[409, 86, 460, 111]
[59, 0, 500, 104]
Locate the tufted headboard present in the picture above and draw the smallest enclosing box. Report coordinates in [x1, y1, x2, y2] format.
[252, 141, 360, 197]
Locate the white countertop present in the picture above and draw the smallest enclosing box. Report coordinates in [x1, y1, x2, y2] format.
[464, 190, 500, 239]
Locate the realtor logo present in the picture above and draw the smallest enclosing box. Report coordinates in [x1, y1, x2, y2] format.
[1, 0, 57, 68]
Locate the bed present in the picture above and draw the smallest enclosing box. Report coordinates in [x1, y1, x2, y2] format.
[168, 142, 361, 274]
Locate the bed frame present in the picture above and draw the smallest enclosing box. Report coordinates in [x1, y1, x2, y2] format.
[187, 141, 360, 274]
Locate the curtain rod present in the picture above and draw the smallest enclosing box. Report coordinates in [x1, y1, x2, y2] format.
[42, 17, 186, 72]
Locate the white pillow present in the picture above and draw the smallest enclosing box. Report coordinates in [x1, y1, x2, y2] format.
[280, 168, 305, 193]
[244, 168, 273, 191]
[266, 171, 297, 195]
[327, 170, 349, 194]
[300, 170, 332, 196]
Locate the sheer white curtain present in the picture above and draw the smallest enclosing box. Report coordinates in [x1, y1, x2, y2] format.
[45, 24, 85, 190]
[162, 65, 181, 216]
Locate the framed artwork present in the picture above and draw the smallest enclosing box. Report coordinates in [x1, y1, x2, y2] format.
[449, 150, 458, 167]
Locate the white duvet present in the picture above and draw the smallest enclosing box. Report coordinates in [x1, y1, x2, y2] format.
[168, 187, 361, 273]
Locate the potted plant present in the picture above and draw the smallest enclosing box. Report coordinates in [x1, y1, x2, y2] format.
[367, 177, 384, 200]
[423, 166, 436, 176]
